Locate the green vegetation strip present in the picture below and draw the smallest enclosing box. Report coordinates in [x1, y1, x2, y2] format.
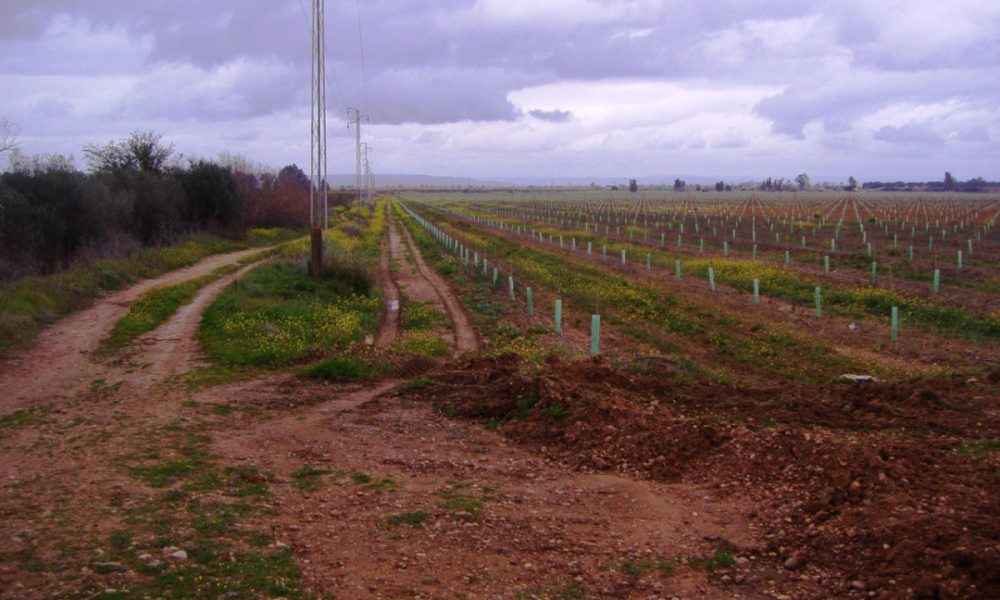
[451, 206, 1000, 341]
[392, 298, 450, 357]
[405, 201, 876, 383]
[199, 262, 380, 368]
[100, 267, 234, 353]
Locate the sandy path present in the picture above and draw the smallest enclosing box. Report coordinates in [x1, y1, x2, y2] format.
[395, 215, 479, 355]
[0, 247, 266, 414]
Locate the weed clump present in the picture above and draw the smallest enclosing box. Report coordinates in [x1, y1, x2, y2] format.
[304, 356, 386, 381]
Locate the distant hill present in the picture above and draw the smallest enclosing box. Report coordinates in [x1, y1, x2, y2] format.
[326, 173, 504, 188]
[327, 173, 861, 189]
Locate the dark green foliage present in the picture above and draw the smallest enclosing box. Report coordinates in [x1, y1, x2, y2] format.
[178, 161, 244, 229]
[304, 356, 386, 381]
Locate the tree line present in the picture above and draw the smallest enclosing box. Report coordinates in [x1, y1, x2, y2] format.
[862, 172, 996, 192]
[0, 131, 319, 280]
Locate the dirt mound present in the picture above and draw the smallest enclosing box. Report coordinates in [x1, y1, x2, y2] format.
[407, 355, 728, 480]
[700, 423, 1000, 598]
[402, 355, 1000, 599]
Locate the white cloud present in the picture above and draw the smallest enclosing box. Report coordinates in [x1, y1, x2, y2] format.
[456, 0, 648, 28]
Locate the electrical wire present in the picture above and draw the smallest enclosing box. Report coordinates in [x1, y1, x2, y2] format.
[355, 0, 371, 119]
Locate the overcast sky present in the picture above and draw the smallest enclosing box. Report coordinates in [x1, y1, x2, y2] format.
[2, 0, 999, 181]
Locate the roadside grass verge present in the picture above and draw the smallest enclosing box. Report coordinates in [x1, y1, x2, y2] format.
[0, 229, 300, 356]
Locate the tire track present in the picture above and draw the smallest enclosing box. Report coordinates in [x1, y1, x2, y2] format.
[394, 213, 479, 355]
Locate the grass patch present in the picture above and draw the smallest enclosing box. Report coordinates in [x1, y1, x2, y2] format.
[540, 403, 568, 421]
[401, 301, 446, 331]
[199, 262, 380, 368]
[0, 406, 48, 437]
[390, 330, 451, 356]
[690, 550, 736, 571]
[350, 471, 372, 485]
[132, 458, 207, 488]
[291, 465, 333, 491]
[170, 364, 261, 391]
[303, 355, 387, 381]
[347, 471, 396, 493]
[436, 483, 486, 515]
[955, 438, 1000, 458]
[385, 511, 433, 528]
[110, 430, 310, 599]
[402, 376, 435, 390]
[199, 203, 386, 369]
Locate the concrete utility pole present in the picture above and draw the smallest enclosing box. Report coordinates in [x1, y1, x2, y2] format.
[363, 144, 373, 207]
[309, 0, 328, 276]
[347, 107, 367, 212]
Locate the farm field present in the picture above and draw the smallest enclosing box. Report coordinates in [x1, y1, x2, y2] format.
[391, 190, 1000, 598]
[0, 194, 998, 600]
[402, 190, 1000, 374]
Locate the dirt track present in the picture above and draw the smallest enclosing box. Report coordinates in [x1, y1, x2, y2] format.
[393, 214, 479, 355]
[0, 247, 265, 414]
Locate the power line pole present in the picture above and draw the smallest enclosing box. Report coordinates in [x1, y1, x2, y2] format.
[347, 107, 367, 213]
[309, 0, 328, 277]
[362, 144, 373, 207]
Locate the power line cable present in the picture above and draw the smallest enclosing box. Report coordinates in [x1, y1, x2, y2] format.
[355, 0, 371, 120]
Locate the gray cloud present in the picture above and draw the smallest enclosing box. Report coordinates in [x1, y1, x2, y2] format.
[874, 124, 943, 145]
[528, 109, 573, 123]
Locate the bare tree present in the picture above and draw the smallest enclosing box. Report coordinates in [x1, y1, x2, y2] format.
[0, 117, 20, 157]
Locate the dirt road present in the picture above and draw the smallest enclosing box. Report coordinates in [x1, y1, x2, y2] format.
[0, 248, 265, 414]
